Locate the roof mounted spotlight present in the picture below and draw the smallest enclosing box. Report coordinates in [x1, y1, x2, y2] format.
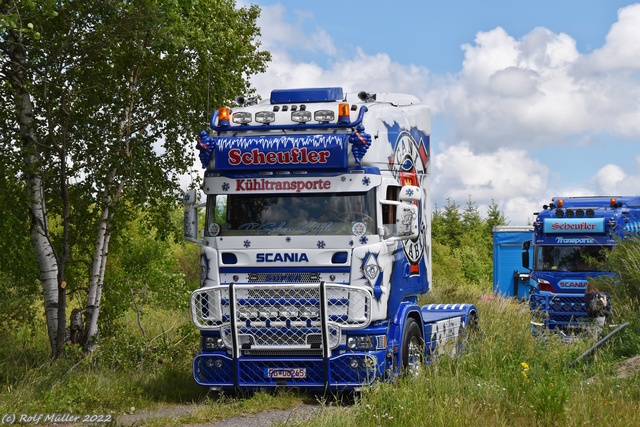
[235, 95, 259, 107]
[357, 91, 376, 103]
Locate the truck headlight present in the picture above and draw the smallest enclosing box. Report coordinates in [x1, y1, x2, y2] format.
[203, 336, 225, 350]
[347, 336, 374, 350]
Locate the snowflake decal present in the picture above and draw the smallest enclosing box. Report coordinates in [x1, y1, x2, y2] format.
[405, 188, 414, 197]
[222, 182, 230, 192]
[243, 240, 251, 248]
[362, 177, 371, 186]
[359, 236, 368, 244]
[349, 240, 354, 246]
[286, 237, 291, 243]
[341, 176, 347, 182]
[317, 240, 326, 249]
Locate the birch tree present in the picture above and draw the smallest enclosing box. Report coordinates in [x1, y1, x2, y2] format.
[0, 0, 269, 356]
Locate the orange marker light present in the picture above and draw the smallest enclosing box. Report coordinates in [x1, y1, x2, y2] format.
[217, 107, 231, 126]
[338, 103, 350, 123]
[556, 199, 564, 208]
[610, 198, 617, 207]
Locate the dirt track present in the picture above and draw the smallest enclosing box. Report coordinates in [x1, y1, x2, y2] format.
[116, 403, 326, 426]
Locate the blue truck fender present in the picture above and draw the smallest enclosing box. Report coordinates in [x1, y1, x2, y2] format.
[386, 302, 425, 370]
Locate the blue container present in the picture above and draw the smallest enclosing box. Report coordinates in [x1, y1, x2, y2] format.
[493, 226, 533, 299]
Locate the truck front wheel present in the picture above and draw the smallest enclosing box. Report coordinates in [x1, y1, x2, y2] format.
[402, 317, 424, 377]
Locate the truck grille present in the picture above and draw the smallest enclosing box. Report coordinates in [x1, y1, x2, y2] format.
[529, 294, 591, 328]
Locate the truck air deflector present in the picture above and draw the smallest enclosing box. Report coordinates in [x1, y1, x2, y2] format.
[270, 87, 344, 103]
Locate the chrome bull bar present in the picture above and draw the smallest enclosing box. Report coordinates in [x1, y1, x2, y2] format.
[191, 282, 373, 356]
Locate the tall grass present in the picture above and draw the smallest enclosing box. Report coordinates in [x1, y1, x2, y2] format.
[0, 308, 203, 415]
[291, 284, 639, 427]
[0, 281, 637, 426]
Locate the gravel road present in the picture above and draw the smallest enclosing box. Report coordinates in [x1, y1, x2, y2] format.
[115, 402, 333, 427]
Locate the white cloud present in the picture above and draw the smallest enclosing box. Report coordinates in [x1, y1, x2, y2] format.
[593, 161, 640, 194]
[431, 142, 551, 224]
[580, 4, 640, 71]
[488, 67, 539, 98]
[431, 6, 640, 150]
[256, 4, 337, 56]
[251, 48, 430, 98]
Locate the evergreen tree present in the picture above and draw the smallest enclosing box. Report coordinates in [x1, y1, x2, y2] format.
[439, 198, 463, 248]
[431, 196, 508, 287]
[486, 198, 509, 233]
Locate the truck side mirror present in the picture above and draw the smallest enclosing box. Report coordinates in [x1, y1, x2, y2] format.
[394, 185, 421, 240]
[395, 203, 419, 239]
[183, 190, 203, 244]
[522, 240, 531, 269]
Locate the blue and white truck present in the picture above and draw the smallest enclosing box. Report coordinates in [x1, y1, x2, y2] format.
[523, 196, 640, 332]
[183, 87, 478, 392]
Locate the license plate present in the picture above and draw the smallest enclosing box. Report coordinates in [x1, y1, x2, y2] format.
[266, 368, 306, 379]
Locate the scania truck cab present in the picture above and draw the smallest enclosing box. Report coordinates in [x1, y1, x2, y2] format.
[524, 196, 640, 332]
[184, 87, 478, 392]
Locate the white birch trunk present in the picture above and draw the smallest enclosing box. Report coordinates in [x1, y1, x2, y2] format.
[27, 159, 60, 354]
[83, 207, 110, 352]
[83, 68, 135, 352]
[15, 79, 60, 355]
[83, 181, 123, 352]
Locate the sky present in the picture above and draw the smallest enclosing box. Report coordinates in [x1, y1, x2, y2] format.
[232, 0, 640, 225]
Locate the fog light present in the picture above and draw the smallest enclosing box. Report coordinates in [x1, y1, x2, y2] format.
[255, 111, 275, 124]
[213, 358, 224, 369]
[232, 111, 252, 124]
[291, 110, 312, 123]
[314, 109, 335, 123]
[349, 357, 359, 369]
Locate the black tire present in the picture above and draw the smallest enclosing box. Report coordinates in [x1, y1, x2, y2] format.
[401, 317, 424, 377]
[455, 311, 480, 355]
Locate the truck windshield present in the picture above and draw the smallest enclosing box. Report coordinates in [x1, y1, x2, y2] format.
[205, 191, 377, 237]
[534, 245, 610, 272]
